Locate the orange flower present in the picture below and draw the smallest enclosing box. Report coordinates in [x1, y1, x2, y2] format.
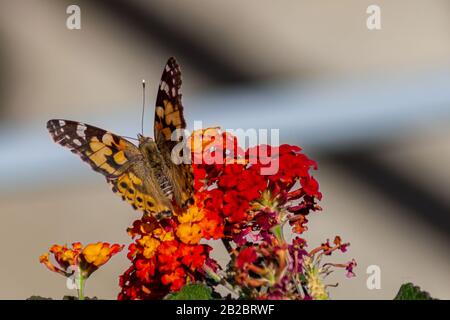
[153, 228, 175, 241]
[81, 242, 124, 268]
[177, 206, 205, 224]
[188, 127, 245, 166]
[39, 253, 66, 276]
[197, 215, 223, 239]
[189, 127, 222, 156]
[41, 243, 82, 276]
[40, 242, 123, 300]
[40, 242, 123, 279]
[161, 267, 186, 291]
[176, 223, 203, 245]
[138, 236, 161, 259]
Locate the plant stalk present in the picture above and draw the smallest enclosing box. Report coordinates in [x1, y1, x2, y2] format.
[77, 269, 85, 300]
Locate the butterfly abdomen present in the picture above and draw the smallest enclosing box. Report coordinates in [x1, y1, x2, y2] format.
[156, 173, 173, 198]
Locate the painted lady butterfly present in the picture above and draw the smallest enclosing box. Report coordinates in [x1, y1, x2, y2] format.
[47, 57, 194, 219]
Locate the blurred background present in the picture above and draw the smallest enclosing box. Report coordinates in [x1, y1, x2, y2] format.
[0, 0, 449, 299]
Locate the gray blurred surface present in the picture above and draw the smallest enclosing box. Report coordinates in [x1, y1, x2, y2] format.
[0, 0, 448, 299]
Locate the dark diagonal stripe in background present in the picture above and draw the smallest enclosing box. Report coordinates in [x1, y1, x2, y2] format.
[93, 0, 450, 237]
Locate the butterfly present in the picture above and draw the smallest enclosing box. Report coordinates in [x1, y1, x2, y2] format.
[47, 57, 194, 220]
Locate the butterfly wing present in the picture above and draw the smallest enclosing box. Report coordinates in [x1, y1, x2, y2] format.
[47, 119, 140, 177]
[47, 119, 172, 217]
[111, 165, 173, 219]
[153, 57, 194, 208]
[154, 57, 186, 145]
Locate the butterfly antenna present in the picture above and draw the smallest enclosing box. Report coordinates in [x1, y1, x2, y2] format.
[141, 79, 146, 136]
[122, 135, 139, 141]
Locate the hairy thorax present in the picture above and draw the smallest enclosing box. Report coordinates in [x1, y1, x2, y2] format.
[138, 138, 174, 199]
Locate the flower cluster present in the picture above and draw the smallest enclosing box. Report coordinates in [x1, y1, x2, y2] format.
[40, 127, 355, 300]
[40, 242, 123, 278]
[39, 242, 123, 299]
[226, 233, 356, 300]
[196, 143, 322, 244]
[118, 128, 356, 300]
[118, 202, 222, 299]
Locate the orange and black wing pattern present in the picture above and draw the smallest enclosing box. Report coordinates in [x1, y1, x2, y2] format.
[110, 166, 173, 219]
[153, 57, 194, 208]
[47, 119, 140, 178]
[154, 57, 186, 145]
[47, 119, 172, 217]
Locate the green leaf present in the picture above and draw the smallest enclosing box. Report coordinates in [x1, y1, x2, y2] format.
[394, 282, 435, 300]
[166, 283, 213, 300]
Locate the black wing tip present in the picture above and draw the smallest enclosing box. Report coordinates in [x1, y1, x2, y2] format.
[46, 119, 74, 141]
[167, 56, 177, 64]
[166, 57, 180, 72]
[47, 119, 69, 129]
[46, 119, 59, 135]
[46, 119, 56, 128]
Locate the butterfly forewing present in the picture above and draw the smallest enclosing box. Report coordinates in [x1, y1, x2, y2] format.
[47, 119, 172, 217]
[47, 119, 140, 178]
[154, 57, 194, 208]
[154, 57, 186, 146]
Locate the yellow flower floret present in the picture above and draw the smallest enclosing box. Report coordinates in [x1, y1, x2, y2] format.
[177, 206, 205, 224]
[151, 228, 175, 242]
[138, 236, 161, 258]
[176, 223, 203, 245]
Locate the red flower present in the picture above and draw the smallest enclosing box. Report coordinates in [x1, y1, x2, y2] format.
[180, 244, 207, 270]
[135, 258, 156, 283]
[194, 167, 207, 191]
[202, 189, 224, 212]
[236, 247, 258, 269]
[161, 267, 186, 291]
[157, 241, 181, 273]
[300, 175, 322, 199]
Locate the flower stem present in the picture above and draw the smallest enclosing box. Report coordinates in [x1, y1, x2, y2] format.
[271, 224, 284, 242]
[77, 270, 85, 300]
[222, 238, 233, 254]
[203, 265, 240, 297]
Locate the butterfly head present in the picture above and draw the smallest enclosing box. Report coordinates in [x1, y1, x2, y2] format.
[137, 133, 153, 144]
[137, 134, 161, 160]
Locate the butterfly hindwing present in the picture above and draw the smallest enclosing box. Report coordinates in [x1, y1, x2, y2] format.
[110, 167, 173, 219]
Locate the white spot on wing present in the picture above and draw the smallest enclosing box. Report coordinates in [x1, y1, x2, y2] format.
[160, 81, 169, 94]
[76, 123, 87, 138]
[73, 139, 82, 146]
[59, 120, 66, 126]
